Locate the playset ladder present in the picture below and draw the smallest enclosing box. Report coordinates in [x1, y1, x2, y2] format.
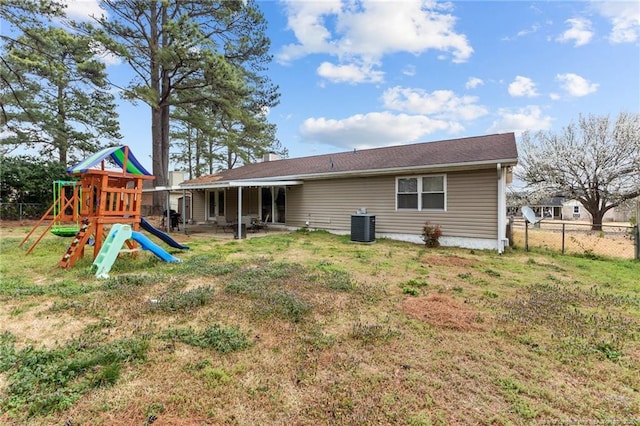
[59, 220, 95, 269]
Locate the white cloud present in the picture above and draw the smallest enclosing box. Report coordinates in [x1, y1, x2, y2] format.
[556, 18, 593, 46]
[465, 77, 484, 89]
[382, 86, 487, 121]
[299, 83, 491, 149]
[517, 23, 541, 37]
[402, 65, 417, 77]
[487, 106, 553, 135]
[556, 73, 599, 97]
[593, 2, 640, 43]
[62, 0, 104, 21]
[279, 0, 473, 66]
[549, 93, 560, 101]
[317, 62, 384, 84]
[508, 76, 539, 97]
[299, 112, 460, 149]
[89, 41, 122, 66]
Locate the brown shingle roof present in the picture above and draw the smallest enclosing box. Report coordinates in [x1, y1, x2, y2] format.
[182, 133, 517, 186]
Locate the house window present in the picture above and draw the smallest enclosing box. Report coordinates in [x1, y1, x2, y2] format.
[397, 175, 446, 211]
[422, 176, 445, 210]
[573, 206, 580, 214]
[397, 178, 418, 209]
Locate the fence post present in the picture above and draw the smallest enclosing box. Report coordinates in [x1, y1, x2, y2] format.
[525, 220, 529, 252]
[635, 225, 639, 261]
[507, 216, 514, 247]
[562, 223, 565, 255]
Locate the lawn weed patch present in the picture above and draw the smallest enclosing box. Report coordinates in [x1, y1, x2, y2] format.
[500, 283, 639, 360]
[0, 332, 148, 418]
[160, 324, 252, 353]
[181, 253, 234, 276]
[148, 286, 215, 313]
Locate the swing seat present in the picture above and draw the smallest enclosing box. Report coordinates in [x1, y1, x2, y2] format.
[51, 226, 80, 237]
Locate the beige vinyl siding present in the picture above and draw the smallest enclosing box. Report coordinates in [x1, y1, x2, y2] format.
[287, 169, 498, 239]
[192, 191, 207, 222]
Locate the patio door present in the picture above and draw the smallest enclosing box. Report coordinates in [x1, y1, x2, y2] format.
[260, 186, 286, 224]
[207, 190, 225, 220]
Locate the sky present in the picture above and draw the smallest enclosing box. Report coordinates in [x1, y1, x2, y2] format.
[46, 1, 640, 170]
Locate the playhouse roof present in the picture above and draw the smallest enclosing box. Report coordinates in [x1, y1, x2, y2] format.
[68, 146, 152, 176]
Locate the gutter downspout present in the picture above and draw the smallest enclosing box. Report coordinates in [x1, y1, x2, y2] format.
[497, 163, 506, 254]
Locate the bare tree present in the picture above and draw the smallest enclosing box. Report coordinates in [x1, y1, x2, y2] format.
[517, 112, 640, 230]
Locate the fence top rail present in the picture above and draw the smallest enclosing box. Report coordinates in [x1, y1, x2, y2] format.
[511, 218, 635, 230]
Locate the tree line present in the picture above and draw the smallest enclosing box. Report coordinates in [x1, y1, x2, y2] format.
[1, 0, 284, 210]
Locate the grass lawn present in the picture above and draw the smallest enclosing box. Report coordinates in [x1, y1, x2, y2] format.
[0, 226, 639, 425]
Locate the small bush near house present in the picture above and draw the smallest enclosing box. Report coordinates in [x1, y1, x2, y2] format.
[422, 221, 442, 248]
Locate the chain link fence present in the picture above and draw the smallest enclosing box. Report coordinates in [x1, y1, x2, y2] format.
[510, 218, 639, 260]
[0, 203, 47, 221]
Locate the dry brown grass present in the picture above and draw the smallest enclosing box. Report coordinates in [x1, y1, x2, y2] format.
[1, 227, 639, 425]
[511, 220, 636, 259]
[402, 295, 487, 331]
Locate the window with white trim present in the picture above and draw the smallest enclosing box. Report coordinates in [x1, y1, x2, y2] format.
[396, 175, 446, 211]
[573, 205, 580, 214]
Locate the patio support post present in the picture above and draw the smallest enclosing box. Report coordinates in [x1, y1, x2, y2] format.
[182, 189, 187, 234]
[165, 191, 171, 232]
[237, 186, 243, 238]
[271, 186, 276, 224]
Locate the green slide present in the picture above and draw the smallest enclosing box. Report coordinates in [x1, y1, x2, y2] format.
[92, 224, 133, 279]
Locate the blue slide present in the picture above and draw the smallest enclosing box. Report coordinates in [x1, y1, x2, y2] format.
[131, 231, 182, 263]
[140, 217, 189, 250]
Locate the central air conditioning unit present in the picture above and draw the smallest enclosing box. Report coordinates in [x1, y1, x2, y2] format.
[351, 213, 375, 243]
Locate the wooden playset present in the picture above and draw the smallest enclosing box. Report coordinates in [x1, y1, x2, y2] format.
[20, 146, 154, 268]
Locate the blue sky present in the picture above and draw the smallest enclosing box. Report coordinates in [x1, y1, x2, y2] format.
[63, 1, 640, 170]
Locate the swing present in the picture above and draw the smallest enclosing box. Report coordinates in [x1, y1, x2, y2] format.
[51, 180, 81, 237]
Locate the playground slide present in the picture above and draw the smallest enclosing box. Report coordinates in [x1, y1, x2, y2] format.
[131, 231, 182, 263]
[93, 224, 133, 279]
[140, 217, 189, 250]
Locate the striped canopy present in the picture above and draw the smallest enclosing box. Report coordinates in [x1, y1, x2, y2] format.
[67, 146, 152, 176]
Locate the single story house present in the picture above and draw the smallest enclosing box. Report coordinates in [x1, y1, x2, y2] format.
[561, 198, 638, 223]
[180, 133, 518, 253]
[528, 196, 564, 220]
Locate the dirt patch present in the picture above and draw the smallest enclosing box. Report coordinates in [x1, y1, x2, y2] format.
[402, 294, 486, 331]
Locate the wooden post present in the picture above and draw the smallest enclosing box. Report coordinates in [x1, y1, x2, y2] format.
[634, 225, 639, 261]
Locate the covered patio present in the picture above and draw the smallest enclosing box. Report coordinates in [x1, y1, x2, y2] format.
[179, 179, 303, 239]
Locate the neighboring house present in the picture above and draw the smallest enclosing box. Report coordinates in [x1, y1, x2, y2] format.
[180, 133, 518, 253]
[561, 198, 637, 223]
[142, 171, 191, 218]
[529, 197, 564, 220]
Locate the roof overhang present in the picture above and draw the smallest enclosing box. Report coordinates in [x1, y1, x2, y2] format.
[180, 180, 304, 190]
[178, 158, 518, 189]
[265, 158, 518, 181]
[142, 186, 189, 193]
